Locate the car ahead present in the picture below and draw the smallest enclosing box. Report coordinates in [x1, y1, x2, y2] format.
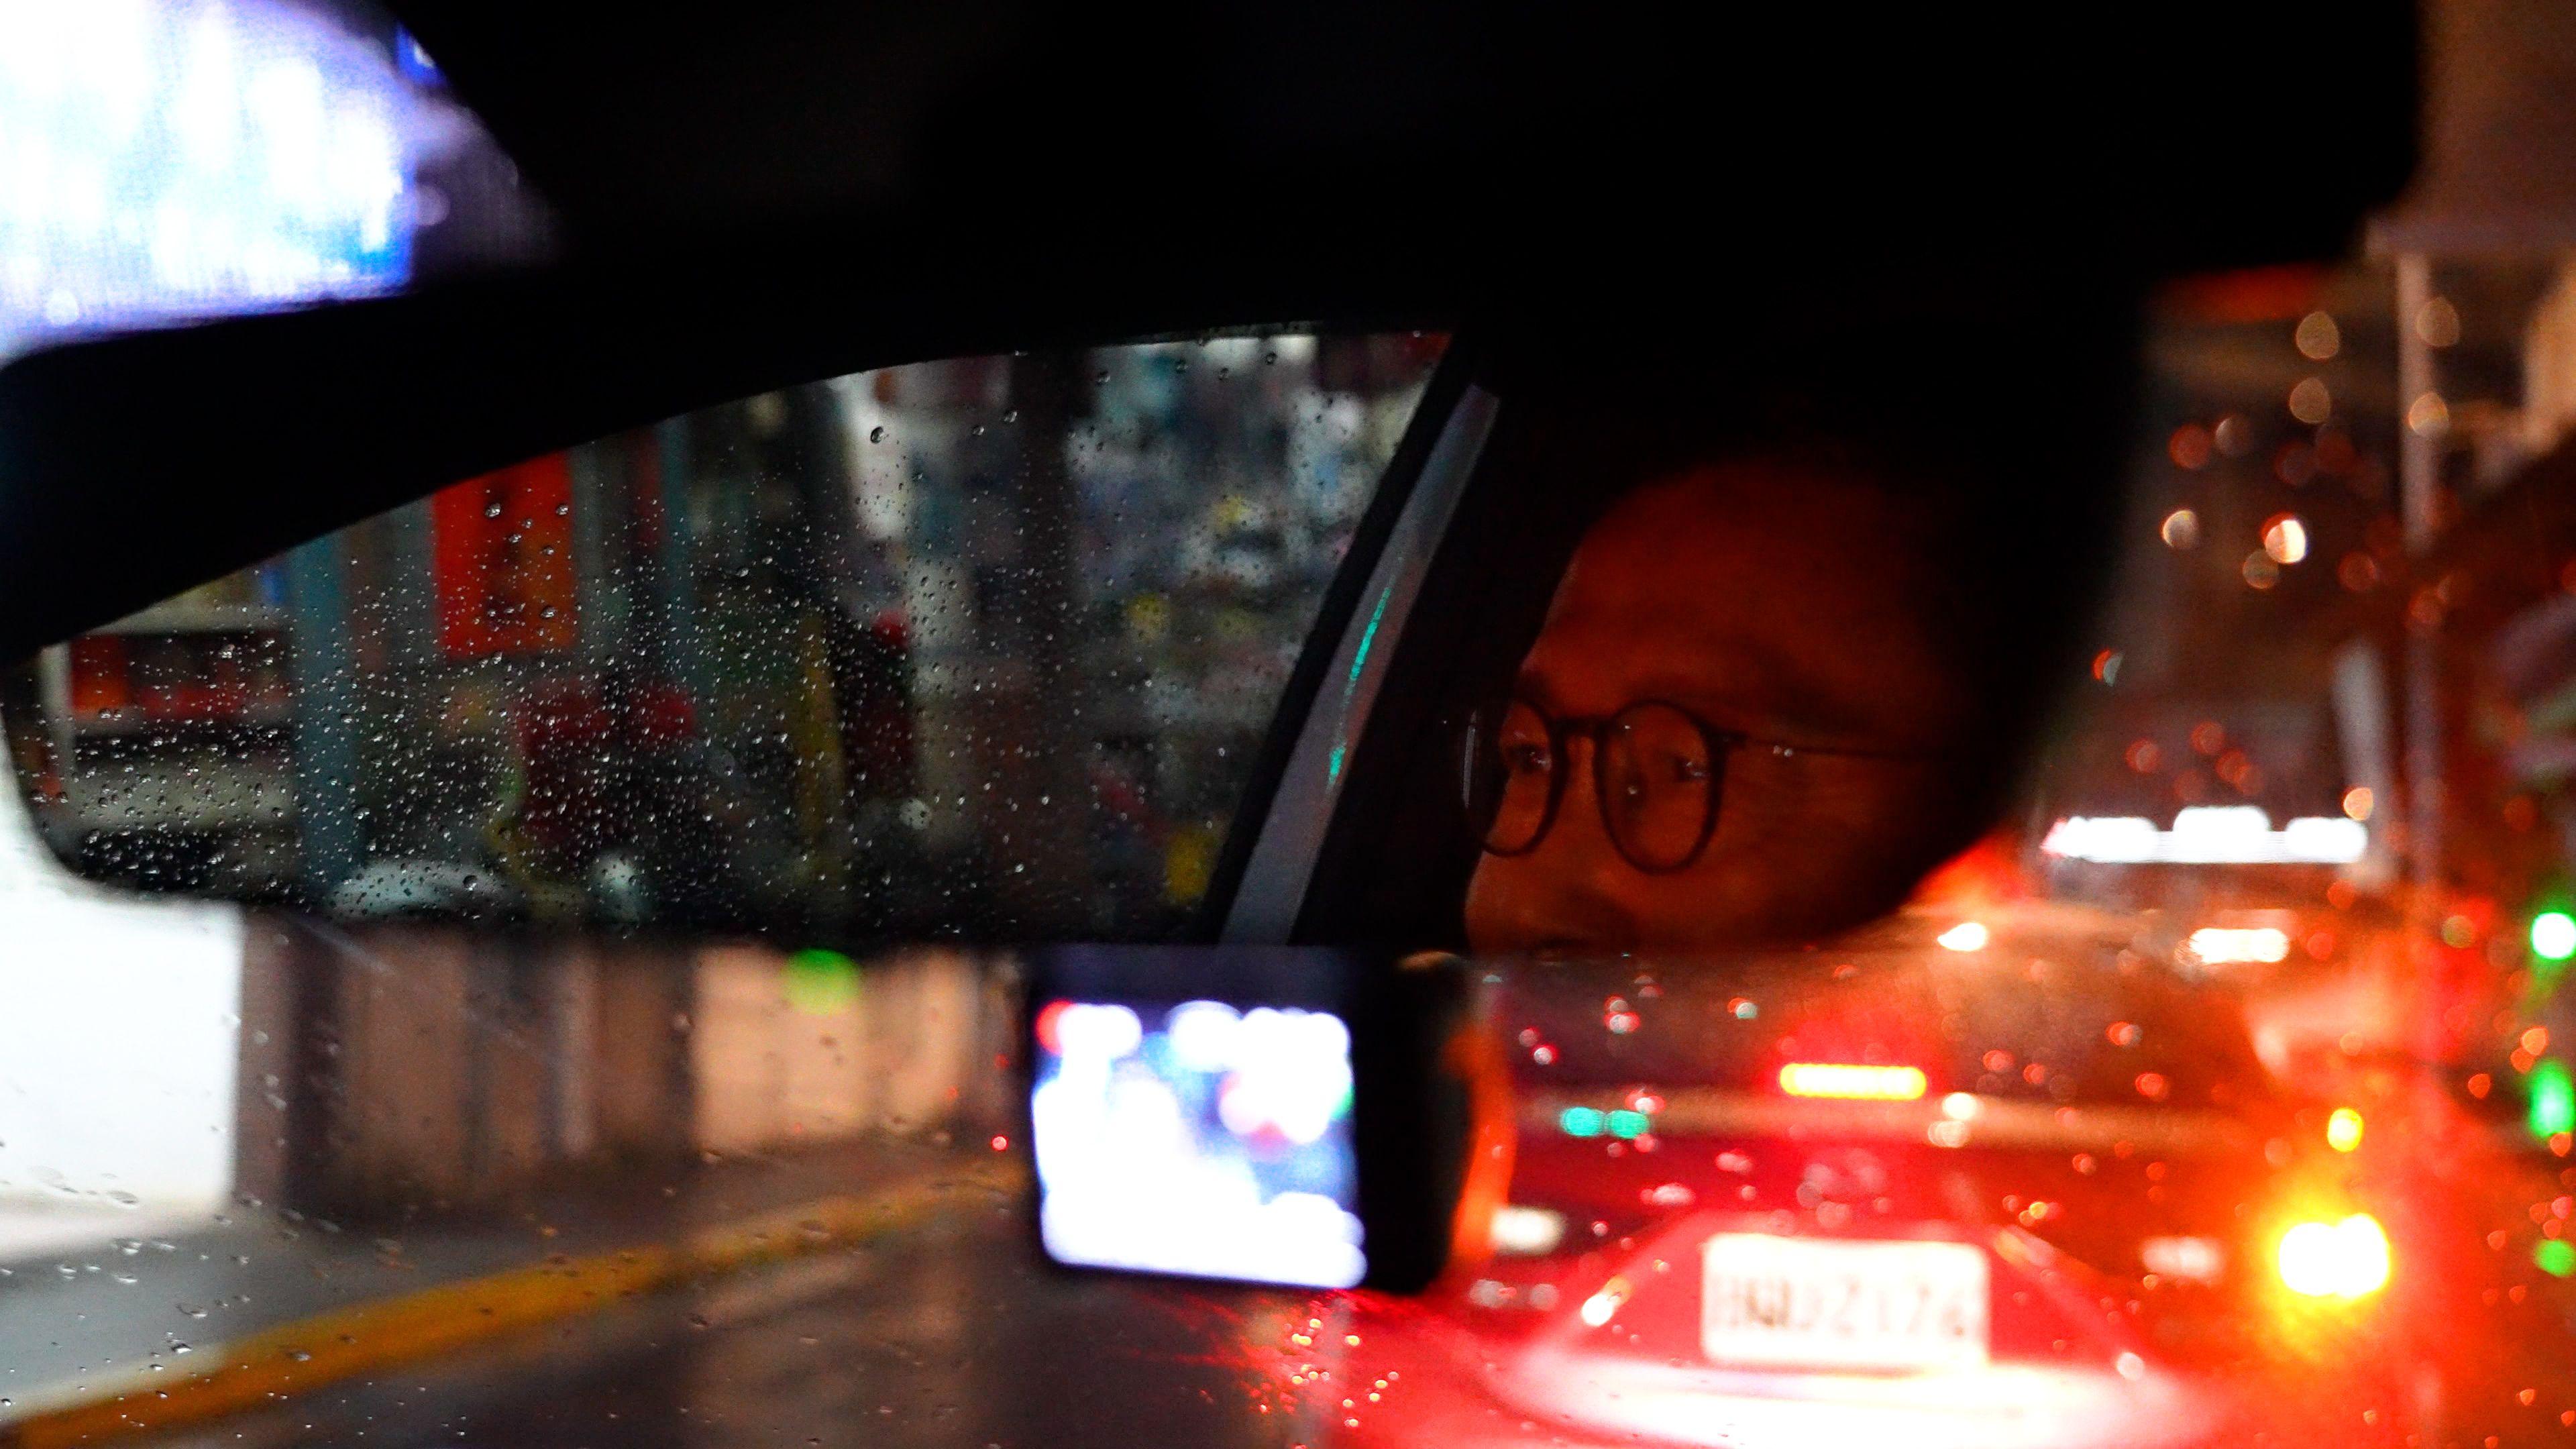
[1339, 904, 2421, 1449]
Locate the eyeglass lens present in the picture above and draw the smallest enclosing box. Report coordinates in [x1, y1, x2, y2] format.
[1597, 702, 1716, 870]
[1465, 700, 1720, 868]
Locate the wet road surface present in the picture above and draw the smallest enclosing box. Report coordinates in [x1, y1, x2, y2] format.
[13, 1136, 2576, 1449]
[146, 1195, 1356, 1449]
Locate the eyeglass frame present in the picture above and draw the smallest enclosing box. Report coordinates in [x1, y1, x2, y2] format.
[1460, 696, 1937, 875]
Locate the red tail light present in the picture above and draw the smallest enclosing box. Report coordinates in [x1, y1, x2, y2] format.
[1777, 1063, 1928, 1101]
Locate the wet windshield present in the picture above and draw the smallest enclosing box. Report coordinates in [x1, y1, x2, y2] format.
[14, 7, 2576, 1449]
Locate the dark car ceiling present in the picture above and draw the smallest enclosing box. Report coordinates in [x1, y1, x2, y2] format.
[392, 2, 2412, 272]
[0, 2, 2416, 657]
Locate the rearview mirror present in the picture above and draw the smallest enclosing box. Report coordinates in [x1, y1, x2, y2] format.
[1, 334, 1445, 942]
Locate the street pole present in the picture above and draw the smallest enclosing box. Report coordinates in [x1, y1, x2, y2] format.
[990, 355, 1095, 931]
[2396, 253, 2445, 1065]
[285, 534, 363, 900]
[2394, 246, 2461, 1444]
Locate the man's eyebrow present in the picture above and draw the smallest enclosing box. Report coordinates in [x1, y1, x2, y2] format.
[1510, 669, 1563, 713]
[1550, 643, 1886, 743]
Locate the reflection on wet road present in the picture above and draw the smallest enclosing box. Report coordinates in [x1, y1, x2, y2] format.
[148, 1189, 1352, 1449]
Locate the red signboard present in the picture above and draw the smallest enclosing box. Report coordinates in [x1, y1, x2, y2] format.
[431, 454, 578, 659]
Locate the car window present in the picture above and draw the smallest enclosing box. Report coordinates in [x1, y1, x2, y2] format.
[4, 335, 1444, 939]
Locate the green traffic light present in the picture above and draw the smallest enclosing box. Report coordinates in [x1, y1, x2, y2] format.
[2531, 1059, 2576, 1140]
[2532, 910, 2576, 963]
[782, 948, 862, 1015]
[2539, 1240, 2576, 1279]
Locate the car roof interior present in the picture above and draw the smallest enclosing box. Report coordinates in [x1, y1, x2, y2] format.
[0, 2, 2416, 660]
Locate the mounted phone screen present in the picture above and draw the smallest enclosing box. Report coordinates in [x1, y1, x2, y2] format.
[1031, 995, 1365, 1288]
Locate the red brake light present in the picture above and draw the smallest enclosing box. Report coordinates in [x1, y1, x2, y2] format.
[1778, 1063, 1928, 1101]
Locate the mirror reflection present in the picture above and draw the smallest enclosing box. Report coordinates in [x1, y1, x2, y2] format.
[2, 335, 1441, 938]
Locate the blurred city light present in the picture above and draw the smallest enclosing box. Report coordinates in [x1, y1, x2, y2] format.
[1164, 1000, 1245, 1072]
[2288, 376, 2332, 425]
[1489, 1204, 1566, 1256]
[2325, 1106, 2364, 1152]
[1935, 920, 1990, 952]
[2528, 1059, 2576, 1141]
[2275, 1214, 2391, 1299]
[2531, 910, 2576, 963]
[2141, 1234, 2226, 1285]
[0, 0, 492, 360]
[1046, 1001, 1142, 1062]
[1578, 1275, 1630, 1328]
[1213, 1008, 1356, 1146]
[2184, 926, 2293, 967]
[2041, 808, 2366, 865]
[2294, 311, 2341, 362]
[2261, 514, 2309, 566]
[2538, 1239, 2576, 1279]
[1778, 1062, 1929, 1101]
[2406, 390, 2452, 438]
[2413, 295, 2459, 347]
[780, 948, 860, 1015]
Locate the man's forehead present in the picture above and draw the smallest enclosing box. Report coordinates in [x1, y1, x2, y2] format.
[1517, 609, 1878, 733]
[1514, 467, 1966, 738]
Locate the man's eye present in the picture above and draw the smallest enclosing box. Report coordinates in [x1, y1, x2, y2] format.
[1502, 743, 1554, 775]
[1669, 757, 1713, 784]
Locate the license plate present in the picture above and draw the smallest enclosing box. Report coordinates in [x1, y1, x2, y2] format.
[1700, 1233, 1990, 1371]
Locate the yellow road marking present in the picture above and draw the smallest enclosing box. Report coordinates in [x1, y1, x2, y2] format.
[3, 1159, 1024, 1449]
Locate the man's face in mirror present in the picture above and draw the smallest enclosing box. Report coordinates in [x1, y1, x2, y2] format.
[1464, 462, 1996, 955]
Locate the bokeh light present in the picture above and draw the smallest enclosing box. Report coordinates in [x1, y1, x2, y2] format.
[2276, 1214, 2390, 1298]
[2287, 377, 2332, 425]
[2416, 294, 2461, 347]
[2262, 514, 2309, 565]
[2532, 910, 2576, 963]
[2294, 310, 2341, 360]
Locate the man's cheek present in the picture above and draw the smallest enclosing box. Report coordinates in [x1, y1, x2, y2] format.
[1701, 808, 1904, 922]
[1462, 857, 1572, 949]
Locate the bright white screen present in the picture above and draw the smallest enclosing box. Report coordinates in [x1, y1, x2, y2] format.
[1031, 998, 1364, 1289]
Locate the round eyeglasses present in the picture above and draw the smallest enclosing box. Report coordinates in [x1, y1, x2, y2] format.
[1458, 698, 1925, 874]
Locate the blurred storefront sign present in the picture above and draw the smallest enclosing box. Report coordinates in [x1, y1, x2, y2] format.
[237, 926, 1012, 1218]
[431, 455, 579, 658]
